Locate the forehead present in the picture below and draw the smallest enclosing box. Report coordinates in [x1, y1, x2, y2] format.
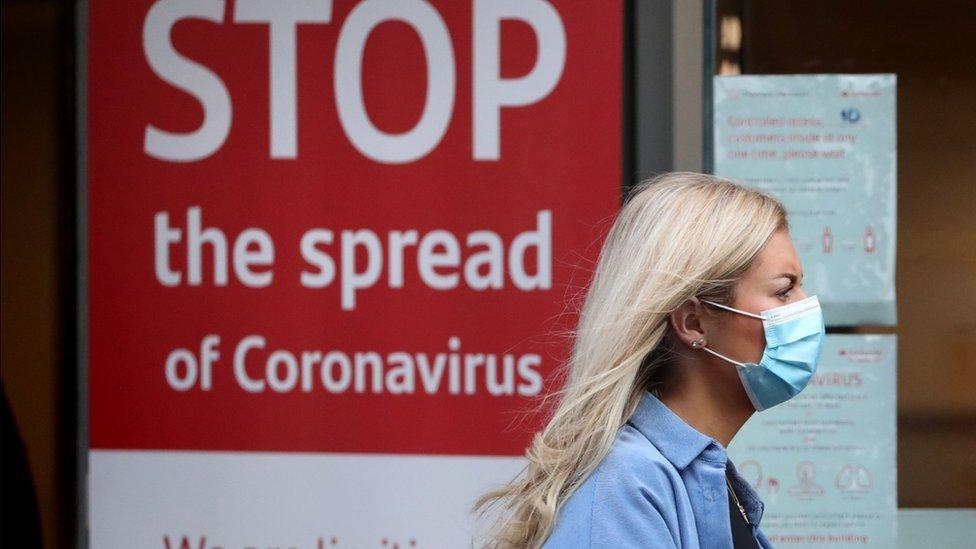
[749, 230, 802, 277]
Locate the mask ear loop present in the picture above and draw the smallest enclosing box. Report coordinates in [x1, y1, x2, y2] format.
[697, 299, 764, 367]
[700, 299, 764, 319]
[698, 344, 747, 367]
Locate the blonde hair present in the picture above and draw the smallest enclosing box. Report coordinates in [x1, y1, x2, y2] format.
[471, 172, 789, 548]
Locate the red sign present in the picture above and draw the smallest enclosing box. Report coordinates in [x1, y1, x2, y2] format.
[87, 0, 622, 455]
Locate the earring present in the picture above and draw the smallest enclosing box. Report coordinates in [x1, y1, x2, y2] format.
[691, 339, 705, 348]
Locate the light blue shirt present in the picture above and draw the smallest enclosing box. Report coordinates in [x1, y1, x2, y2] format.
[543, 391, 773, 548]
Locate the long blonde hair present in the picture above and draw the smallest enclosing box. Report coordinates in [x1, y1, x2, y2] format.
[471, 172, 789, 548]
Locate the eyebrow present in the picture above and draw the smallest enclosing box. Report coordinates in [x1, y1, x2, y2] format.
[773, 272, 803, 283]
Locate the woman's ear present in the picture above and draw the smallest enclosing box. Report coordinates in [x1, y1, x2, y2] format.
[668, 297, 707, 349]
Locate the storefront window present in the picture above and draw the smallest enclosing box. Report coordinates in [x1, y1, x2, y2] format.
[711, 0, 975, 509]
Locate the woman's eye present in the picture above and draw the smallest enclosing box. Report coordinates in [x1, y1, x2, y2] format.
[777, 287, 793, 299]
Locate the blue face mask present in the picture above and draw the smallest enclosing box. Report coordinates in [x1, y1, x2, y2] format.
[698, 295, 826, 412]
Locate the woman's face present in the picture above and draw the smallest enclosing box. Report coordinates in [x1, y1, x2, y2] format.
[702, 228, 808, 365]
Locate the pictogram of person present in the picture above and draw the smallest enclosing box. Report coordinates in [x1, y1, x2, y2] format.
[788, 461, 825, 499]
[864, 226, 876, 253]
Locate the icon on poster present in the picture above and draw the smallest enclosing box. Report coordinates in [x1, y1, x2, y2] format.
[864, 225, 876, 254]
[841, 107, 862, 123]
[835, 464, 873, 493]
[736, 459, 781, 497]
[788, 461, 826, 500]
[738, 460, 763, 490]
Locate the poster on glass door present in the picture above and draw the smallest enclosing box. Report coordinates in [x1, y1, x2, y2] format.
[728, 334, 897, 547]
[713, 74, 897, 326]
[83, 1, 623, 547]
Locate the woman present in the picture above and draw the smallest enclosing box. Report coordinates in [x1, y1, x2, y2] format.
[472, 172, 826, 548]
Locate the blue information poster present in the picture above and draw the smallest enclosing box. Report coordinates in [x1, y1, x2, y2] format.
[713, 75, 897, 326]
[728, 334, 897, 547]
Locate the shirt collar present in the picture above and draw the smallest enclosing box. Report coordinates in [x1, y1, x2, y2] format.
[627, 390, 725, 470]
